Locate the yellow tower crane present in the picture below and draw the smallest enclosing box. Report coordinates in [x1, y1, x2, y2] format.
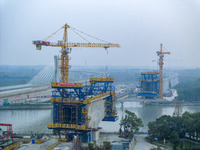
[156, 43, 170, 99]
[33, 24, 120, 82]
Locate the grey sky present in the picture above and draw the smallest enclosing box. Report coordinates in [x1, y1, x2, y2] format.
[0, 0, 200, 68]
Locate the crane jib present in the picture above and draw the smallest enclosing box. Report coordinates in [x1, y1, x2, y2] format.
[33, 41, 120, 48]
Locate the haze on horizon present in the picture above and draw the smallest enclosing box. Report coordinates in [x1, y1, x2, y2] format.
[0, 0, 200, 68]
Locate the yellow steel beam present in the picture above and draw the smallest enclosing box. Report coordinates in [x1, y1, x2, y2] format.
[2, 142, 22, 150]
[51, 82, 83, 88]
[60, 53, 69, 82]
[47, 124, 91, 131]
[33, 43, 120, 48]
[139, 79, 159, 82]
[83, 92, 110, 104]
[51, 98, 82, 103]
[138, 91, 157, 94]
[141, 72, 159, 75]
[90, 77, 114, 82]
[46, 141, 61, 150]
[158, 44, 170, 99]
[162, 52, 171, 54]
[51, 92, 113, 104]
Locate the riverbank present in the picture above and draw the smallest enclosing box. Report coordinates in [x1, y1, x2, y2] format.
[117, 98, 200, 106]
[0, 103, 53, 110]
[143, 101, 200, 106]
[146, 137, 200, 150]
[1, 100, 200, 111]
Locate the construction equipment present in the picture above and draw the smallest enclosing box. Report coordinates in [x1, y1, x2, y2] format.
[0, 123, 13, 147]
[137, 44, 170, 99]
[173, 97, 182, 117]
[33, 23, 120, 142]
[156, 43, 170, 99]
[137, 72, 160, 98]
[33, 23, 120, 83]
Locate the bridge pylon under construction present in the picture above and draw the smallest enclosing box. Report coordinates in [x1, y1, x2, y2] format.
[137, 44, 170, 99]
[47, 77, 118, 142]
[137, 72, 160, 99]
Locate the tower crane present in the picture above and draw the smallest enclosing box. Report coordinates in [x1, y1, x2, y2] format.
[33, 24, 120, 83]
[156, 43, 170, 99]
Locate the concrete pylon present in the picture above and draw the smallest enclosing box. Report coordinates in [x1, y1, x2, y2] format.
[54, 55, 59, 82]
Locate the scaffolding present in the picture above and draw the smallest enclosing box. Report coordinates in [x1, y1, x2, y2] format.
[47, 77, 118, 142]
[137, 72, 159, 99]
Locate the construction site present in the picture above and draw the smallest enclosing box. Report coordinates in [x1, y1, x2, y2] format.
[0, 23, 124, 150]
[2, 0, 200, 149]
[0, 24, 180, 150]
[137, 44, 172, 99]
[35, 24, 120, 148]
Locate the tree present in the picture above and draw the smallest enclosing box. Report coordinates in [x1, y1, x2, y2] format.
[148, 112, 200, 147]
[148, 115, 173, 140]
[170, 131, 180, 150]
[88, 141, 99, 150]
[120, 110, 143, 138]
[103, 141, 112, 150]
[183, 111, 200, 141]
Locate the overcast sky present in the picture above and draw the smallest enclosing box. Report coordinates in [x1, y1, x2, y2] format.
[0, 0, 200, 68]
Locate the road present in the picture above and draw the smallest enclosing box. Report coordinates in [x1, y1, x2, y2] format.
[134, 134, 157, 150]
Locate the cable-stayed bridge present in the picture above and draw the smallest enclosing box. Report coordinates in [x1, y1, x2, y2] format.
[0, 64, 106, 99]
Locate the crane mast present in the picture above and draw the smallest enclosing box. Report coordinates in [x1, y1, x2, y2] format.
[157, 43, 170, 99]
[61, 24, 70, 82]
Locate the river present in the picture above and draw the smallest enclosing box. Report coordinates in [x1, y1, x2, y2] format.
[0, 102, 199, 134]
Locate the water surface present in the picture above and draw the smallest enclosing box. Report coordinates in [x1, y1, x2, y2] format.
[0, 102, 199, 134]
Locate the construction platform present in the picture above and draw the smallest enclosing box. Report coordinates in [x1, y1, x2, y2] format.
[137, 72, 160, 99]
[47, 77, 118, 142]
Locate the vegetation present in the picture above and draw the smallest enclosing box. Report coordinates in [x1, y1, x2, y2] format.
[174, 78, 200, 102]
[170, 131, 180, 150]
[177, 87, 200, 102]
[174, 69, 200, 102]
[103, 141, 112, 150]
[88, 141, 99, 150]
[148, 112, 200, 150]
[175, 68, 200, 83]
[174, 79, 200, 89]
[88, 141, 112, 150]
[120, 110, 143, 138]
